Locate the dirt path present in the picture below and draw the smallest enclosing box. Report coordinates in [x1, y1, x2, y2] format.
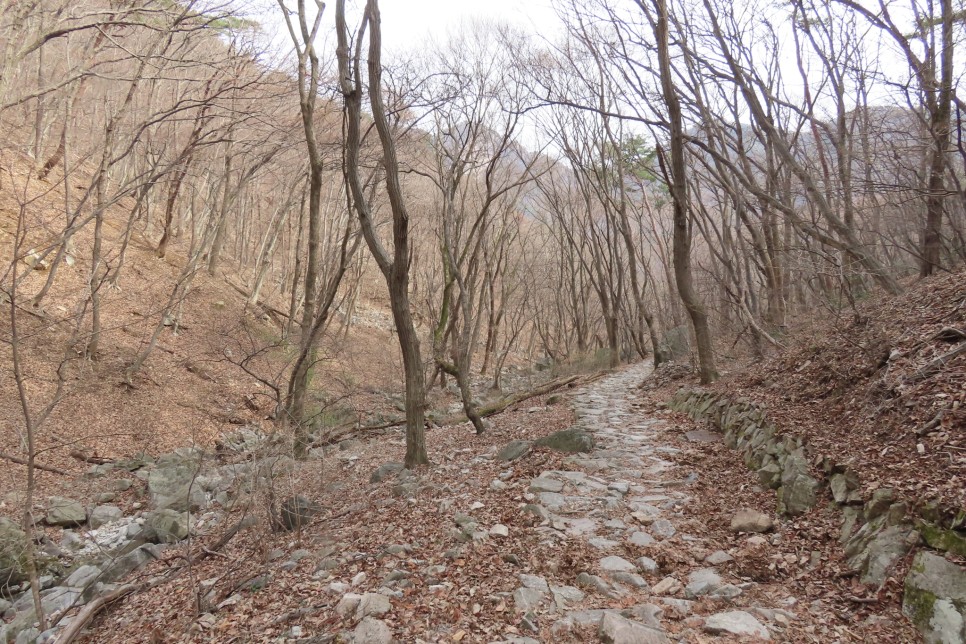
[507, 363, 798, 641]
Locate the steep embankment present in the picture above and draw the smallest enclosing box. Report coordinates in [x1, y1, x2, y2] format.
[0, 148, 403, 517]
[652, 268, 965, 642]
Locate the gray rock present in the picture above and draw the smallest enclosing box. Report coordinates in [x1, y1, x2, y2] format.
[534, 428, 595, 454]
[529, 478, 564, 493]
[589, 537, 621, 550]
[705, 550, 734, 565]
[830, 470, 861, 504]
[600, 556, 637, 573]
[629, 532, 655, 548]
[101, 544, 162, 583]
[684, 569, 723, 598]
[335, 593, 362, 617]
[46, 497, 86, 526]
[636, 556, 659, 574]
[865, 488, 895, 521]
[599, 611, 669, 644]
[146, 509, 190, 542]
[550, 584, 585, 609]
[523, 504, 550, 521]
[496, 440, 533, 462]
[356, 592, 391, 619]
[0, 518, 28, 588]
[352, 617, 392, 643]
[756, 463, 782, 489]
[89, 505, 123, 529]
[704, 610, 770, 639]
[845, 520, 918, 585]
[148, 461, 206, 512]
[650, 519, 676, 540]
[610, 571, 649, 589]
[730, 509, 774, 533]
[538, 492, 567, 511]
[513, 587, 544, 613]
[112, 479, 134, 492]
[65, 565, 101, 589]
[519, 574, 549, 592]
[577, 572, 618, 597]
[279, 495, 320, 531]
[902, 551, 966, 644]
[370, 462, 404, 484]
[776, 454, 819, 516]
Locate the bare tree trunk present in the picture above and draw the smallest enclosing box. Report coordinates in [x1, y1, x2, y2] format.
[652, 0, 718, 383]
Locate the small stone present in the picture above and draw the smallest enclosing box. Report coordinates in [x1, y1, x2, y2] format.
[489, 479, 507, 491]
[489, 524, 509, 538]
[651, 577, 682, 595]
[629, 531, 655, 547]
[636, 557, 659, 574]
[703, 610, 770, 639]
[730, 509, 774, 533]
[550, 585, 585, 609]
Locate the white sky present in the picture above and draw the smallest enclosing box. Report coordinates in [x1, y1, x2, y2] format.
[378, 0, 561, 52]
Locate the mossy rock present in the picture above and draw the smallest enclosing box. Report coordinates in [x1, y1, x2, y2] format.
[534, 428, 594, 454]
[903, 551, 966, 643]
[0, 517, 28, 588]
[918, 521, 966, 558]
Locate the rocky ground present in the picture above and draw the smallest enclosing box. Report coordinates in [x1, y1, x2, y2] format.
[3, 362, 931, 642]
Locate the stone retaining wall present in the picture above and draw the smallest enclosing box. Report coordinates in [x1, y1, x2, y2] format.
[669, 388, 966, 644]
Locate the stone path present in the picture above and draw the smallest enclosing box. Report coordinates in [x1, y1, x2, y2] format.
[508, 363, 794, 642]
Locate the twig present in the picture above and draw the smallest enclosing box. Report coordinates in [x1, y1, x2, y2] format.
[905, 343, 966, 384]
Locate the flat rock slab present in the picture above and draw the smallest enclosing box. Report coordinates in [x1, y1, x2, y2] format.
[599, 611, 670, 644]
[704, 610, 771, 639]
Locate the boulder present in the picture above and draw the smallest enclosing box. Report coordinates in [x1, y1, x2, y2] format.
[902, 551, 966, 644]
[89, 504, 123, 529]
[148, 460, 206, 512]
[496, 440, 532, 462]
[535, 428, 594, 454]
[146, 508, 190, 543]
[370, 462, 404, 484]
[46, 497, 86, 526]
[279, 495, 320, 531]
[730, 509, 774, 533]
[0, 518, 28, 588]
[600, 556, 637, 573]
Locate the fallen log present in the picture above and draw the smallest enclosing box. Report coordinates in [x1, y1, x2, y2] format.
[53, 584, 137, 644]
[478, 374, 580, 418]
[69, 450, 115, 465]
[0, 451, 68, 475]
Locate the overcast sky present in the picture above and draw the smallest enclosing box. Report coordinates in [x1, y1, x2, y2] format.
[377, 0, 561, 51]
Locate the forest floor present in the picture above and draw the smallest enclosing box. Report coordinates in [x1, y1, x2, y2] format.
[75, 363, 919, 643]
